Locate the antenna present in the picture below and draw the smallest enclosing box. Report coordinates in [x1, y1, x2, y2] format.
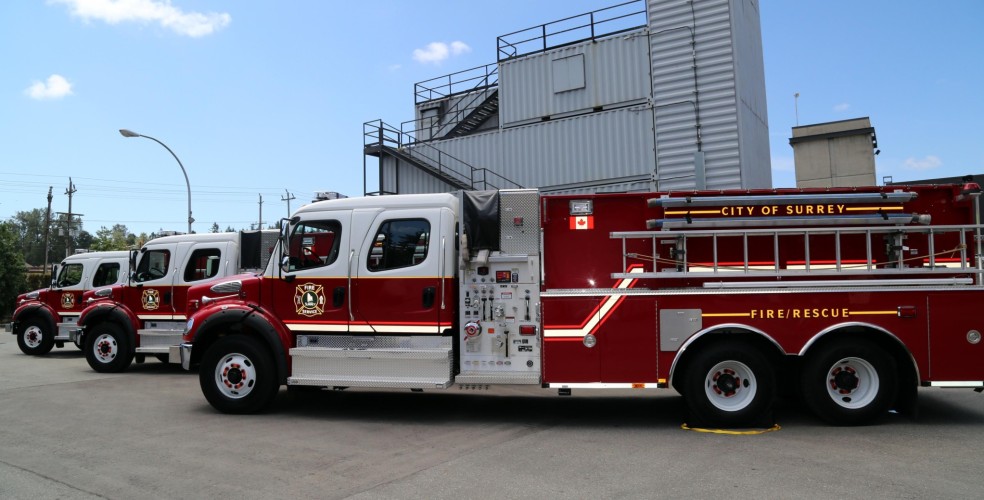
[794, 92, 800, 126]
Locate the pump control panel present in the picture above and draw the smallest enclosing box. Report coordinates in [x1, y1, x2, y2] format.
[458, 256, 541, 384]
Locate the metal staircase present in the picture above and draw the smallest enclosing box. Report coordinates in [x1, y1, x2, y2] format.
[363, 119, 521, 195]
[445, 90, 499, 138]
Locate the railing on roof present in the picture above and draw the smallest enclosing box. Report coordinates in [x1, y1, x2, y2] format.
[414, 63, 498, 104]
[411, 63, 500, 140]
[497, 0, 647, 61]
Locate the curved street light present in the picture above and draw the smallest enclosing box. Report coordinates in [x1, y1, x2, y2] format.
[119, 129, 194, 233]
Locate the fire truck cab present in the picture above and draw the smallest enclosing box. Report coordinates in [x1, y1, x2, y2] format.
[11, 251, 129, 355]
[179, 185, 984, 427]
[76, 231, 275, 373]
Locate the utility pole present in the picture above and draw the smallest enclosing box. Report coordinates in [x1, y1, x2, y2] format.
[64, 178, 77, 258]
[43, 187, 53, 282]
[258, 193, 264, 230]
[282, 189, 296, 217]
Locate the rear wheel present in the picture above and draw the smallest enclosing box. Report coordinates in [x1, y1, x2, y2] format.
[84, 323, 134, 373]
[801, 339, 897, 426]
[682, 341, 776, 427]
[17, 319, 55, 356]
[200, 336, 279, 414]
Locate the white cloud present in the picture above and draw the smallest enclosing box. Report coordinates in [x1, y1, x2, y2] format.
[50, 0, 230, 37]
[903, 155, 943, 171]
[412, 41, 471, 64]
[833, 103, 850, 112]
[25, 74, 74, 100]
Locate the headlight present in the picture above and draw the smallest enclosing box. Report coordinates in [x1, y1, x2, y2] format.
[184, 318, 195, 334]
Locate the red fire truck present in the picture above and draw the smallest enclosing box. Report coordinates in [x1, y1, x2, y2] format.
[10, 251, 129, 355]
[75, 231, 275, 373]
[177, 185, 984, 426]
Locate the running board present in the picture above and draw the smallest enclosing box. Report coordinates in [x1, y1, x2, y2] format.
[289, 335, 453, 389]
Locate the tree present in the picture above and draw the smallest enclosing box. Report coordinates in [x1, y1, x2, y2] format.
[210, 222, 220, 233]
[0, 221, 27, 319]
[76, 230, 94, 251]
[91, 224, 134, 251]
[10, 209, 83, 265]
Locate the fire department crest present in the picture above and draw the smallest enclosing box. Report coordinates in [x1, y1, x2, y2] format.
[141, 289, 161, 311]
[61, 292, 75, 309]
[294, 283, 325, 317]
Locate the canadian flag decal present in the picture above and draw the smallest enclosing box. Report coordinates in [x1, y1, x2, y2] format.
[570, 215, 594, 230]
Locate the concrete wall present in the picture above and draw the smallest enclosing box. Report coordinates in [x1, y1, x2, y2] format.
[790, 117, 877, 188]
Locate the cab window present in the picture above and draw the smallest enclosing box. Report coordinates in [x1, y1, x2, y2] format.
[56, 263, 83, 288]
[288, 221, 342, 271]
[367, 219, 430, 272]
[92, 263, 121, 287]
[134, 250, 171, 282]
[184, 248, 222, 282]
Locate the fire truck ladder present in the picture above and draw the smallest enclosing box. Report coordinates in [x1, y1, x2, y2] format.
[611, 192, 984, 287]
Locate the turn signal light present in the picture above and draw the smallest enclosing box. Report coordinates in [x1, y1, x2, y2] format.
[519, 325, 537, 336]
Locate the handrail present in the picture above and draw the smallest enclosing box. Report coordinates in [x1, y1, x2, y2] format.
[415, 63, 499, 104]
[497, 0, 647, 60]
[363, 120, 522, 192]
[412, 64, 499, 141]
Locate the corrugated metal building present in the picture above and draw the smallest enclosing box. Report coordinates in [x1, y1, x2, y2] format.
[364, 0, 771, 196]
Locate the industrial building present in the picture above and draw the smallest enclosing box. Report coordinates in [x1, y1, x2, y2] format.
[789, 117, 879, 188]
[363, 0, 771, 196]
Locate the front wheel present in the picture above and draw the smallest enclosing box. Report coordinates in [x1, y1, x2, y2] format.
[801, 339, 897, 426]
[682, 341, 776, 428]
[84, 323, 134, 373]
[200, 336, 280, 414]
[17, 319, 55, 355]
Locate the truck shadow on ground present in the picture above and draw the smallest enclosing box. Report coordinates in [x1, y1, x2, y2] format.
[275, 388, 690, 429]
[249, 387, 983, 430]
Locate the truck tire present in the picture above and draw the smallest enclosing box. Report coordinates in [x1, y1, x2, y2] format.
[200, 336, 279, 414]
[801, 339, 897, 426]
[682, 341, 776, 428]
[16, 319, 55, 356]
[84, 323, 134, 373]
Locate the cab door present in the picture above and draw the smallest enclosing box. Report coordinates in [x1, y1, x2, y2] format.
[171, 242, 229, 320]
[351, 207, 452, 336]
[129, 246, 178, 321]
[272, 211, 352, 335]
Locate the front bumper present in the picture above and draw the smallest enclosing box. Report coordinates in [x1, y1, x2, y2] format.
[173, 343, 193, 371]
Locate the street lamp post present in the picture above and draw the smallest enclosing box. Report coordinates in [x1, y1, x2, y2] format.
[119, 129, 194, 234]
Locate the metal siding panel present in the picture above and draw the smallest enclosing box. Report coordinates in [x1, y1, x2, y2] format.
[381, 156, 459, 195]
[650, 0, 753, 190]
[422, 107, 655, 191]
[501, 30, 650, 126]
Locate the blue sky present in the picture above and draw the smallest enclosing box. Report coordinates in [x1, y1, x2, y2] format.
[2, 0, 982, 236]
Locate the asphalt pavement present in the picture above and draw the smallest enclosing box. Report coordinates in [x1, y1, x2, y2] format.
[2, 335, 983, 499]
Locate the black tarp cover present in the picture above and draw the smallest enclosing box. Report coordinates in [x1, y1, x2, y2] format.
[462, 190, 500, 252]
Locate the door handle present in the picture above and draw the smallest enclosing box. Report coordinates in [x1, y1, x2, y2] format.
[422, 287, 436, 309]
[333, 286, 345, 308]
